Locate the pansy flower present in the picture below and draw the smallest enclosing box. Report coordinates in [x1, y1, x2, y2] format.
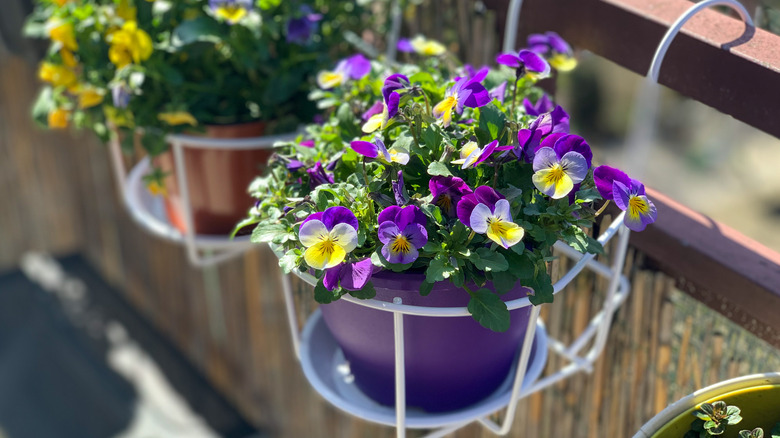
[209, 0, 252, 23]
[299, 207, 359, 270]
[489, 81, 507, 104]
[317, 54, 371, 89]
[392, 171, 409, 206]
[451, 140, 499, 169]
[382, 73, 410, 119]
[528, 32, 577, 72]
[536, 105, 570, 136]
[457, 186, 524, 249]
[112, 84, 131, 109]
[496, 49, 550, 78]
[286, 5, 322, 44]
[429, 176, 473, 217]
[323, 258, 374, 292]
[409, 35, 446, 56]
[433, 77, 491, 127]
[378, 206, 428, 264]
[523, 95, 553, 116]
[397, 38, 414, 53]
[350, 138, 409, 165]
[593, 165, 630, 200]
[613, 180, 657, 231]
[306, 161, 334, 188]
[531, 145, 588, 199]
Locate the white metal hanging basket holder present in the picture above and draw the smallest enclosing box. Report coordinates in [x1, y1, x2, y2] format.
[278, 0, 754, 436]
[108, 131, 296, 267]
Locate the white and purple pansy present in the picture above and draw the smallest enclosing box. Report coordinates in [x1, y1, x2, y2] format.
[433, 76, 491, 127]
[531, 145, 589, 200]
[451, 140, 499, 169]
[456, 186, 524, 249]
[378, 205, 428, 265]
[316, 54, 371, 89]
[298, 207, 359, 270]
[350, 138, 409, 165]
[594, 165, 657, 231]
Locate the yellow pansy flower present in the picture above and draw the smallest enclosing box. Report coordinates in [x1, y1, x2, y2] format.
[60, 49, 78, 68]
[116, 0, 137, 21]
[77, 87, 105, 109]
[158, 111, 197, 126]
[107, 21, 153, 68]
[410, 36, 446, 56]
[38, 62, 78, 89]
[48, 108, 70, 129]
[49, 21, 78, 51]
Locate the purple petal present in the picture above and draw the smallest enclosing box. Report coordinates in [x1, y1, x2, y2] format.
[456, 194, 478, 227]
[286, 160, 305, 171]
[299, 139, 315, 147]
[550, 105, 570, 134]
[469, 66, 489, 82]
[593, 166, 631, 201]
[382, 242, 418, 265]
[553, 134, 592, 168]
[517, 128, 543, 161]
[362, 101, 384, 121]
[539, 132, 567, 150]
[345, 54, 371, 79]
[397, 38, 414, 53]
[402, 223, 428, 249]
[339, 258, 374, 291]
[462, 81, 491, 108]
[475, 140, 499, 165]
[301, 212, 323, 227]
[378, 221, 401, 244]
[323, 265, 342, 291]
[395, 205, 425, 230]
[350, 140, 379, 158]
[382, 73, 410, 104]
[474, 185, 504, 208]
[546, 31, 572, 54]
[322, 206, 358, 231]
[489, 81, 507, 104]
[387, 92, 400, 119]
[378, 206, 401, 225]
[496, 53, 520, 68]
[517, 50, 550, 75]
[392, 170, 408, 206]
[532, 147, 559, 172]
[559, 151, 588, 184]
[630, 178, 646, 196]
[527, 33, 549, 54]
[612, 180, 632, 211]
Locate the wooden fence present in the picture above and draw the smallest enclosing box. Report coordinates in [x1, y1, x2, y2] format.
[2, 8, 780, 436]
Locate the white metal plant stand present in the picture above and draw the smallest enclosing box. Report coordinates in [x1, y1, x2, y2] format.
[280, 212, 632, 438]
[109, 132, 296, 267]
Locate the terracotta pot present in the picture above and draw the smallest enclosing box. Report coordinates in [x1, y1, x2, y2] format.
[634, 373, 780, 438]
[156, 121, 272, 236]
[319, 271, 534, 413]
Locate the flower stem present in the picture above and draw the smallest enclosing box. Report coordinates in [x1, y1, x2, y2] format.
[595, 200, 611, 217]
[510, 77, 520, 115]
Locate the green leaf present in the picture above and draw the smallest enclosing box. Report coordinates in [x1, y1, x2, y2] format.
[426, 257, 455, 282]
[172, 17, 224, 46]
[409, 72, 435, 84]
[230, 216, 260, 238]
[472, 248, 509, 272]
[467, 289, 510, 332]
[420, 281, 435, 296]
[490, 270, 517, 294]
[527, 270, 554, 305]
[770, 422, 780, 438]
[478, 103, 507, 140]
[278, 249, 301, 273]
[250, 223, 287, 243]
[561, 226, 605, 255]
[427, 161, 452, 177]
[349, 282, 376, 300]
[575, 187, 602, 203]
[314, 279, 340, 304]
[421, 204, 444, 225]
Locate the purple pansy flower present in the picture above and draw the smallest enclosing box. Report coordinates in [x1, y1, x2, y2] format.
[463, 65, 489, 82]
[593, 165, 631, 201]
[286, 159, 305, 171]
[299, 207, 359, 270]
[286, 5, 322, 44]
[496, 49, 550, 78]
[489, 81, 507, 104]
[429, 176, 473, 217]
[112, 84, 130, 109]
[323, 258, 374, 291]
[306, 161, 334, 188]
[456, 185, 504, 228]
[299, 139, 315, 147]
[397, 38, 414, 53]
[392, 170, 408, 206]
[382, 73, 410, 119]
[451, 140, 500, 169]
[523, 95, 553, 116]
[536, 105, 570, 136]
[613, 179, 658, 231]
[317, 54, 371, 89]
[433, 76, 491, 127]
[538, 134, 593, 168]
[528, 32, 577, 72]
[378, 205, 428, 264]
[362, 101, 384, 121]
[350, 138, 410, 165]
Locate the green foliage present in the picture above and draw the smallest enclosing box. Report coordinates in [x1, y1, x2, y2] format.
[467, 288, 510, 332]
[686, 401, 744, 437]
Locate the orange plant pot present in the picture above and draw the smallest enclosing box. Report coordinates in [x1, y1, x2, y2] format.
[156, 121, 272, 236]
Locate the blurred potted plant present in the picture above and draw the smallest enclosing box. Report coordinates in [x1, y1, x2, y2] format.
[244, 35, 657, 412]
[634, 373, 780, 438]
[25, 0, 367, 235]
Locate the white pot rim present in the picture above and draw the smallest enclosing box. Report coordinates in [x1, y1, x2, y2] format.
[633, 372, 780, 438]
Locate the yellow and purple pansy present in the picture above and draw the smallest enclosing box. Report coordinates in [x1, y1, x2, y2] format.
[531, 135, 590, 199]
[433, 74, 491, 127]
[593, 166, 657, 232]
[350, 138, 410, 165]
[378, 205, 428, 265]
[496, 49, 550, 78]
[299, 207, 359, 270]
[451, 140, 500, 169]
[456, 186, 524, 249]
[209, 0, 252, 24]
[316, 54, 371, 89]
[429, 176, 473, 217]
[528, 32, 577, 72]
[285, 5, 322, 44]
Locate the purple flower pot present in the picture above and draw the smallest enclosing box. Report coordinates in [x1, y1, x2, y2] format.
[319, 271, 532, 413]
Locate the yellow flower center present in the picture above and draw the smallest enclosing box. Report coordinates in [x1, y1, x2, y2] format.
[391, 235, 412, 254]
[628, 196, 649, 217]
[316, 238, 337, 257]
[435, 195, 451, 212]
[543, 164, 566, 185]
[488, 218, 511, 238]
